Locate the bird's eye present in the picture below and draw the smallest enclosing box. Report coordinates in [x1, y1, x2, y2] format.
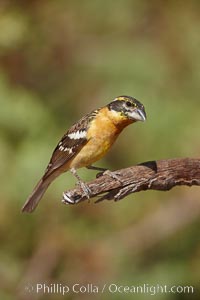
[126, 101, 132, 107]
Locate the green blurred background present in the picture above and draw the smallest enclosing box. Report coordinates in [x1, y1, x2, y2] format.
[1, 1, 200, 299]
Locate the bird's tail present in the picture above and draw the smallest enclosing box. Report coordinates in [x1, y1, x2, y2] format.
[21, 176, 52, 213]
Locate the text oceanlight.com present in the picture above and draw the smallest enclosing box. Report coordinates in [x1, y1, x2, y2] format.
[24, 283, 194, 295]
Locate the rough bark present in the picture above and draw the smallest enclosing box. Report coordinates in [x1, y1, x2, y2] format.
[62, 158, 200, 205]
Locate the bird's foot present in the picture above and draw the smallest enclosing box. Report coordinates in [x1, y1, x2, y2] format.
[97, 169, 123, 184]
[78, 180, 91, 200]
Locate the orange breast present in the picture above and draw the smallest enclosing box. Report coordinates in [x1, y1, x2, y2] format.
[69, 107, 133, 169]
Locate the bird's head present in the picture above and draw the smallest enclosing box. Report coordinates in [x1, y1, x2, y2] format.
[108, 95, 146, 124]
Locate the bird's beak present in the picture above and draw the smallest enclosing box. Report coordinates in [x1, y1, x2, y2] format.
[129, 107, 146, 122]
[136, 107, 146, 121]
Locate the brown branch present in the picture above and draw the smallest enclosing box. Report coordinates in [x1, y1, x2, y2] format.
[62, 158, 200, 205]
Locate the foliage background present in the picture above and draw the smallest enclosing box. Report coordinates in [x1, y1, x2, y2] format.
[0, 1, 200, 299]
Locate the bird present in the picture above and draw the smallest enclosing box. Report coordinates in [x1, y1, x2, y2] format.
[22, 95, 146, 213]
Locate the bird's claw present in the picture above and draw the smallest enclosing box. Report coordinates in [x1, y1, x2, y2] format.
[97, 169, 123, 184]
[79, 181, 91, 201]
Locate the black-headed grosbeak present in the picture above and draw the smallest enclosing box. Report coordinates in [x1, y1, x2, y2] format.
[22, 95, 146, 213]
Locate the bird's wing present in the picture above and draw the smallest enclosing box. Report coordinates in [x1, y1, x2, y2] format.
[43, 110, 98, 179]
